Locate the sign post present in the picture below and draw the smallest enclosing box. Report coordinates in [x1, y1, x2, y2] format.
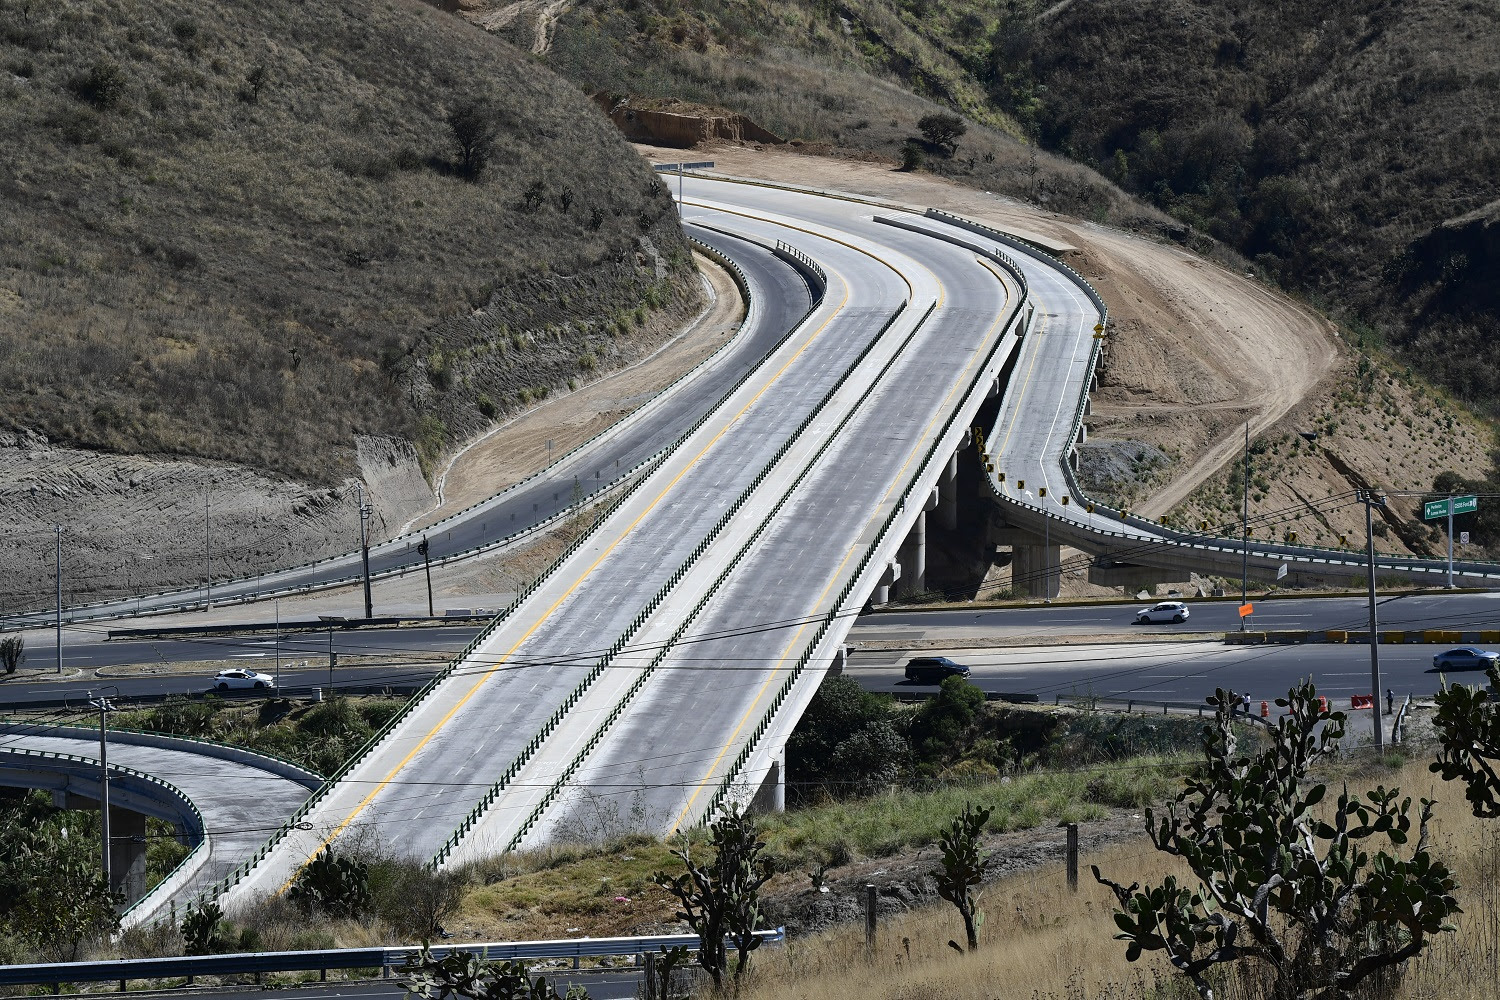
[1424, 495, 1478, 589]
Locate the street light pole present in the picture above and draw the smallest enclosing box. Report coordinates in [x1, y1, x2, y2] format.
[55, 525, 62, 674]
[274, 599, 280, 691]
[1240, 423, 1250, 628]
[203, 491, 212, 610]
[1361, 489, 1386, 749]
[357, 484, 373, 620]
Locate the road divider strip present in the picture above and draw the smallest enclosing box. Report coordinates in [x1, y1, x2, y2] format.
[1225, 629, 1500, 646]
[689, 242, 1031, 827]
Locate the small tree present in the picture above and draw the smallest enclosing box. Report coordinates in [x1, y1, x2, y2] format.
[1432, 661, 1500, 816]
[0, 636, 23, 674]
[181, 900, 235, 955]
[917, 112, 967, 154]
[1095, 683, 1460, 1000]
[447, 97, 498, 180]
[401, 945, 584, 1000]
[652, 807, 772, 988]
[934, 801, 991, 952]
[289, 848, 371, 919]
[11, 853, 121, 962]
[899, 140, 925, 172]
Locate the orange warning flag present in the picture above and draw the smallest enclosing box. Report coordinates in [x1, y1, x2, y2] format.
[1238, 602, 1254, 618]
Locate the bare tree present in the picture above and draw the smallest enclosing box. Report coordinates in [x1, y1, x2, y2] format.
[0, 636, 23, 675]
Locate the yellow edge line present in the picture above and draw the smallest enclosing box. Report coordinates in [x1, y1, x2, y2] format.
[279, 273, 855, 892]
[667, 255, 1016, 833]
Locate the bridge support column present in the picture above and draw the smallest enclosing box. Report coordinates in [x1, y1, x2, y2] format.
[872, 560, 901, 606]
[1011, 541, 1061, 600]
[938, 454, 959, 531]
[896, 512, 927, 599]
[749, 743, 785, 815]
[109, 807, 148, 905]
[989, 521, 1059, 599]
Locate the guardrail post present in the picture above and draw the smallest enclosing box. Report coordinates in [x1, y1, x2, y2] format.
[1066, 823, 1079, 891]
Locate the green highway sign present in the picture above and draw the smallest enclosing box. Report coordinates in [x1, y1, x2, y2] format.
[1425, 495, 1478, 520]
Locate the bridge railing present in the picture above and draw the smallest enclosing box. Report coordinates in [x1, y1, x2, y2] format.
[436, 296, 919, 862]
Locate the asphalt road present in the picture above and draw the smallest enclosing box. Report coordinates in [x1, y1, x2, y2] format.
[853, 591, 1500, 637]
[849, 640, 1471, 709]
[3, 591, 1494, 711]
[4, 227, 813, 629]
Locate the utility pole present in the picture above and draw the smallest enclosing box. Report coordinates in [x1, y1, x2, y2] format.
[274, 599, 280, 691]
[418, 536, 434, 617]
[356, 483, 373, 619]
[1360, 489, 1387, 748]
[203, 490, 212, 610]
[89, 691, 113, 892]
[55, 525, 62, 674]
[328, 627, 336, 697]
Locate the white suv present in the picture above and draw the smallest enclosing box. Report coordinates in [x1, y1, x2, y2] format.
[1135, 601, 1189, 625]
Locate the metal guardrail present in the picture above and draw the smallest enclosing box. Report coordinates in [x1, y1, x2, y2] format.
[0, 930, 784, 989]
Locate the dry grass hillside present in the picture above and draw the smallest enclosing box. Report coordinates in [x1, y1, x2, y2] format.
[0, 0, 707, 607]
[0, 0, 697, 483]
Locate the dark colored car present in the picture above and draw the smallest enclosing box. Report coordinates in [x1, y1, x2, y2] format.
[1431, 647, 1500, 671]
[904, 656, 971, 683]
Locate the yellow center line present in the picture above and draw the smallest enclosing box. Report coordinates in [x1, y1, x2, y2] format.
[279, 269, 857, 891]
[668, 254, 1015, 833]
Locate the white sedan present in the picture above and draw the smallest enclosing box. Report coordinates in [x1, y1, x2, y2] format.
[1135, 601, 1190, 625]
[211, 668, 277, 691]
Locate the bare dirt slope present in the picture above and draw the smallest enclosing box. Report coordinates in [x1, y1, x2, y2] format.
[633, 142, 1341, 517]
